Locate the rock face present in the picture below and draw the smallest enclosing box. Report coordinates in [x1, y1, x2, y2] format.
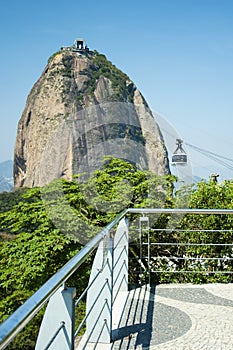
[14, 46, 170, 187]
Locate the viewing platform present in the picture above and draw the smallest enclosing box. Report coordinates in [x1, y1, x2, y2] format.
[0, 208, 233, 350]
[111, 283, 233, 350]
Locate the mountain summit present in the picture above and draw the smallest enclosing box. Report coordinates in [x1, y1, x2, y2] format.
[14, 39, 169, 187]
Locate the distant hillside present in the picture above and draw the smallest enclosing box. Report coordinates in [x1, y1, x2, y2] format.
[0, 160, 13, 192]
[0, 160, 13, 178]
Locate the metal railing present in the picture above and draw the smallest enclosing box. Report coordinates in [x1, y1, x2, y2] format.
[0, 208, 233, 349]
[0, 209, 128, 350]
[129, 208, 233, 285]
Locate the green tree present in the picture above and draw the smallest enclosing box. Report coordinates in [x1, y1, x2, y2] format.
[179, 180, 233, 282]
[0, 157, 175, 348]
[149, 179, 233, 284]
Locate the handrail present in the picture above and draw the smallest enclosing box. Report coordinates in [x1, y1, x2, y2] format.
[1, 207, 233, 349]
[128, 208, 233, 214]
[0, 209, 128, 350]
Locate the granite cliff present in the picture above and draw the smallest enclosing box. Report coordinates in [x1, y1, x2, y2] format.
[14, 40, 169, 187]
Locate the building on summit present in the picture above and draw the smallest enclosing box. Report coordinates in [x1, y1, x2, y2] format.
[61, 38, 90, 55]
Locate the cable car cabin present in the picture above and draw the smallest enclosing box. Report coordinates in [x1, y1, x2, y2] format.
[172, 153, 187, 165]
[171, 139, 187, 166]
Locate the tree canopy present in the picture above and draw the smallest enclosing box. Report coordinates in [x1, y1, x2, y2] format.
[0, 157, 175, 346]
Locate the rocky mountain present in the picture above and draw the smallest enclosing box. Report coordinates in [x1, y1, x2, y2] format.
[0, 160, 13, 192]
[14, 40, 170, 188]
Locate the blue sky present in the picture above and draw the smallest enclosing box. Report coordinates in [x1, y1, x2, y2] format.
[1, 0, 233, 180]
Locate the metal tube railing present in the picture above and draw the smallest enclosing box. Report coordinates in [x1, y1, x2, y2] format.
[43, 321, 65, 350]
[132, 209, 233, 284]
[129, 208, 233, 214]
[1, 207, 233, 349]
[75, 269, 102, 307]
[74, 279, 109, 337]
[149, 242, 233, 246]
[0, 209, 128, 350]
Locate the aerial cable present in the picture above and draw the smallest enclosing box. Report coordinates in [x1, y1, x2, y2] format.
[186, 143, 233, 163]
[188, 147, 233, 171]
[185, 143, 233, 171]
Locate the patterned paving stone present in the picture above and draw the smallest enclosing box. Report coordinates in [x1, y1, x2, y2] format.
[112, 284, 233, 350]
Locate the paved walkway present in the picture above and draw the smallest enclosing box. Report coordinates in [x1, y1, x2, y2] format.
[112, 283, 233, 350]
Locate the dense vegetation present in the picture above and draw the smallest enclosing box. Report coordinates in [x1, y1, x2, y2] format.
[0, 158, 174, 348]
[88, 51, 132, 100]
[0, 157, 233, 348]
[80, 50, 137, 102]
[137, 179, 233, 285]
[47, 49, 139, 106]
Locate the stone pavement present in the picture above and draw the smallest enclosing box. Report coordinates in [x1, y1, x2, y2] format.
[112, 283, 233, 350]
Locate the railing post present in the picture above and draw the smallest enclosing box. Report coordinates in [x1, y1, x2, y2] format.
[83, 232, 113, 345]
[139, 216, 150, 285]
[78, 218, 129, 348]
[112, 217, 129, 300]
[112, 218, 129, 338]
[35, 285, 76, 350]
